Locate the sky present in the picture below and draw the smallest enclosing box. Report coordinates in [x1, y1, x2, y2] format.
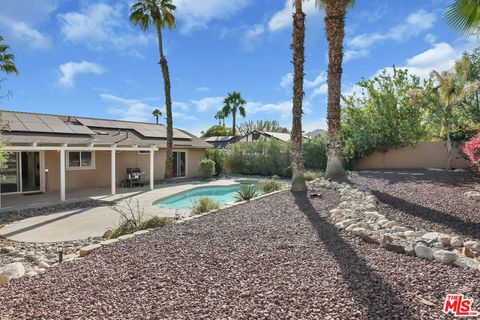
[0, 0, 475, 136]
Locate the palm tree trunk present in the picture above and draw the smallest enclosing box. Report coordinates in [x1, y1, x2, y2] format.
[232, 111, 236, 136]
[291, 0, 307, 192]
[324, 1, 347, 179]
[156, 25, 174, 181]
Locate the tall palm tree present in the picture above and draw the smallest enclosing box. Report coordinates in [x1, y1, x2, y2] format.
[317, 0, 354, 178]
[130, 0, 176, 181]
[291, 0, 307, 192]
[0, 36, 18, 76]
[152, 108, 163, 124]
[215, 110, 226, 126]
[430, 70, 480, 169]
[222, 92, 246, 136]
[445, 0, 480, 35]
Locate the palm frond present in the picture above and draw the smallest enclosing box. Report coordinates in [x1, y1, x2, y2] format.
[445, 0, 480, 35]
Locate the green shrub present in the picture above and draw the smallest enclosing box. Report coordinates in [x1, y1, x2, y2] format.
[191, 196, 220, 215]
[206, 148, 226, 176]
[303, 135, 328, 171]
[199, 158, 216, 179]
[304, 171, 321, 181]
[235, 185, 258, 202]
[225, 140, 292, 177]
[140, 216, 171, 229]
[259, 180, 282, 194]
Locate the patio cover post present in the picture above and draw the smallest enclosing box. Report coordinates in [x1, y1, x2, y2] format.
[150, 146, 155, 190]
[111, 146, 116, 195]
[60, 146, 66, 201]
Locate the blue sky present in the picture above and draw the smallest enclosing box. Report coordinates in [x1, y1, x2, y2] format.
[0, 0, 475, 135]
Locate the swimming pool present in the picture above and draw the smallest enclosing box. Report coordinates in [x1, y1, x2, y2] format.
[154, 184, 256, 210]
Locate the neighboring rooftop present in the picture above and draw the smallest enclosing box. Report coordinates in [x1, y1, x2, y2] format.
[1, 110, 211, 148]
[203, 135, 239, 148]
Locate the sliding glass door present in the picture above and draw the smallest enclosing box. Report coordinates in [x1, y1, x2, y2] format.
[1, 152, 41, 194]
[173, 151, 186, 178]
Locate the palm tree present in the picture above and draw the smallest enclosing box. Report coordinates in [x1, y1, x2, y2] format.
[214, 110, 226, 126]
[291, 0, 307, 192]
[0, 35, 18, 76]
[445, 0, 480, 35]
[130, 0, 176, 181]
[430, 69, 480, 169]
[222, 92, 246, 136]
[317, 0, 355, 178]
[152, 108, 163, 124]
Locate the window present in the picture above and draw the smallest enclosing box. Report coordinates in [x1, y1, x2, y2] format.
[67, 151, 95, 170]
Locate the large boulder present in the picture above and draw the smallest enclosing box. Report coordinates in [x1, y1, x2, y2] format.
[0, 262, 25, 285]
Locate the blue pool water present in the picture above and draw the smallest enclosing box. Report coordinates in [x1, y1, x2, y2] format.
[154, 184, 256, 209]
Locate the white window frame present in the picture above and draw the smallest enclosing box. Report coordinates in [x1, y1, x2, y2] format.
[66, 151, 96, 171]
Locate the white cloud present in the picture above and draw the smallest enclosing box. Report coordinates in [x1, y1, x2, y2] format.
[280, 73, 293, 89]
[173, 101, 189, 111]
[403, 42, 457, 79]
[311, 84, 328, 99]
[58, 61, 105, 88]
[346, 10, 436, 61]
[175, 0, 251, 34]
[191, 97, 224, 112]
[0, 0, 57, 50]
[240, 24, 265, 51]
[101, 94, 151, 122]
[425, 33, 437, 44]
[195, 86, 210, 93]
[305, 72, 326, 88]
[247, 100, 312, 120]
[59, 3, 149, 52]
[268, 0, 320, 32]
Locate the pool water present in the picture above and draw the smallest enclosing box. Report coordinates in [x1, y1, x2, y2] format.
[154, 184, 256, 210]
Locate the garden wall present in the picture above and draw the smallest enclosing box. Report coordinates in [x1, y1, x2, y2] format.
[354, 141, 469, 170]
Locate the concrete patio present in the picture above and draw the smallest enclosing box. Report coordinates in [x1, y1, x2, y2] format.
[0, 178, 244, 242]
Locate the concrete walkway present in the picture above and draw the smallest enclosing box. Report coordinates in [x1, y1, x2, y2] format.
[0, 178, 247, 242]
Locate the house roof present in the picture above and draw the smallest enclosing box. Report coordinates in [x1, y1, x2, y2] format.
[203, 136, 237, 142]
[262, 131, 291, 142]
[1, 110, 211, 149]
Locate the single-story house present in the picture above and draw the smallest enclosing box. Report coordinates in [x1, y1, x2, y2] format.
[0, 110, 212, 202]
[203, 136, 240, 148]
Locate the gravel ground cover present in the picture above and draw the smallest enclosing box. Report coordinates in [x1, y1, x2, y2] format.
[0, 188, 479, 319]
[350, 170, 480, 241]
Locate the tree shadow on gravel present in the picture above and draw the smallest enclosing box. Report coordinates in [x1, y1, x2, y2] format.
[293, 192, 413, 319]
[372, 190, 480, 240]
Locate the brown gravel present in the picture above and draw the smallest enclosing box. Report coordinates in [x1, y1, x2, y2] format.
[350, 170, 480, 241]
[0, 188, 479, 319]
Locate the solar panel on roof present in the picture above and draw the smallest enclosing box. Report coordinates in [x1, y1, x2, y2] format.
[39, 115, 64, 125]
[16, 113, 42, 123]
[23, 121, 52, 133]
[47, 124, 75, 134]
[68, 125, 94, 134]
[7, 121, 28, 131]
[77, 118, 100, 127]
[94, 120, 116, 128]
[3, 112, 18, 121]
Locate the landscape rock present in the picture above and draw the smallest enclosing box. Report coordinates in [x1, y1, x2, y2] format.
[433, 250, 459, 264]
[79, 244, 102, 257]
[415, 245, 434, 260]
[464, 241, 480, 252]
[454, 257, 480, 270]
[421, 232, 440, 245]
[437, 234, 451, 246]
[382, 241, 405, 254]
[461, 246, 476, 259]
[450, 236, 464, 248]
[37, 261, 50, 269]
[0, 262, 25, 285]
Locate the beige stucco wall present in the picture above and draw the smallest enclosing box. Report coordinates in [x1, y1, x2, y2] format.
[45, 148, 206, 191]
[353, 141, 469, 170]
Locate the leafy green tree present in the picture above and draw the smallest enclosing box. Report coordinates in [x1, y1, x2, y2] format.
[152, 108, 162, 124]
[316, 0, 355, 178]
[202, 125, 233, 137]
[222, 92, 246, 136]
[130, 0, 176, 181]
[341, 67, 431, 166]
[291, 0, 307, 191]
[237, 120, 287, 135]
[445, 0, 480, 35]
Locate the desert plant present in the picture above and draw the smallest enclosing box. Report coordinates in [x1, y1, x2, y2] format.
[199, 158, 216, 179]
[109, 198, 145, 230]
[191, 196, 219, 215]
[206, 148, 226, 176]
[259, 180, 282, 194]
[140, 216, 171, 229]
[304, 171, 321, 181]
[235, 185, 258, 202]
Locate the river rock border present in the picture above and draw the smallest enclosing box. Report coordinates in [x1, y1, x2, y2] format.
[313, 179, 480, 271]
